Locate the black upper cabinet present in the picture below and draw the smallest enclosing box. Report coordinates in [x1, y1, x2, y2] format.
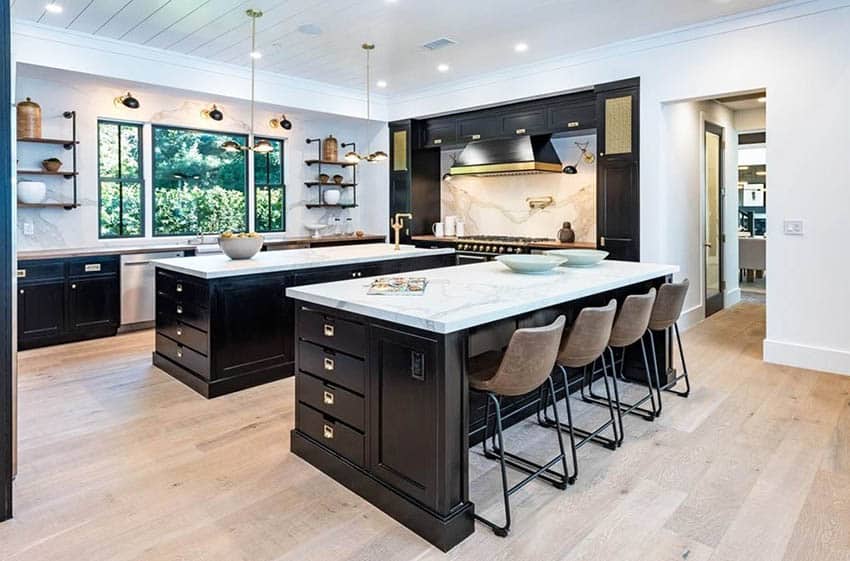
[389, 120, 441, 244]
[456, 113, 502, 143]
[548, 99, 596, 133]
[596, 79, 640, 261]
[502, 108, 547, 137]
[423, 119, 457, 148]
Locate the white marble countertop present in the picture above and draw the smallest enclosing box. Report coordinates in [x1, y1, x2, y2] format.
[286, 260, 679, 334]
[151, 244, 456, 279]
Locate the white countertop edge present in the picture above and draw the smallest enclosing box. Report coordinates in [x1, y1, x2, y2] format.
[287, 263, 680, 334]
[151, 245, 456, 279]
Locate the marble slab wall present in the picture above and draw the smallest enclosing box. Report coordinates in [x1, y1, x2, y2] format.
[440, 135, 596, 241]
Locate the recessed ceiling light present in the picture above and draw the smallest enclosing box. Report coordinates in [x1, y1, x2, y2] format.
[250, 51, 262, 59]
[45, 2, 62, 13]
[376, 80, 388, 88]
[757, 96, 766, 103]
[514, 42, 528, 53]
[437, 63, 450, 73]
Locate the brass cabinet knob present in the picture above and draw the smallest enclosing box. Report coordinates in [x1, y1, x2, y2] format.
[323, 390, 335, 405]
[324, 357, 335, 371]
[176, 305, 183, 315]
[323, 424, 334, 439]
[71, 284, 76, 289]
[19, 289, 24, 294]
[176, 349, 183, 358]
[176, 328, 183, 337]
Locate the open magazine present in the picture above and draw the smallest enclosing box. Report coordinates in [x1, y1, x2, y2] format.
[367, 277, 428, 296]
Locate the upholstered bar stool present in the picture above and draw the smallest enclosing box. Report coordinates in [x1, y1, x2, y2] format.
[582, 289, 659, 445]
[646, 279, 691, 415]
[542, 300, 619, 454]
[469, 315, 572, 537]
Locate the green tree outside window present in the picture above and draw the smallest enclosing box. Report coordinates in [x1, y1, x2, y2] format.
[254, 137, 285, 232]
[98, 121, 143, 238]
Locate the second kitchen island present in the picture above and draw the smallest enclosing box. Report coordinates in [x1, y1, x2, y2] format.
[151, 244, 455, 398]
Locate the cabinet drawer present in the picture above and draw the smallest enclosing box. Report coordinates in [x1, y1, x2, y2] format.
[299, 341, 365, 395]
[299, 308, 366, 358]
[548, 101, 596, 131]
[156, 270, 209, 305]
[156, 333, 210, 379]
[17, 260, 64, 284]
[298, 373, 365, 431]
[157, 312, 209, 355]
[156, 294, 209, 332]
[68, 256, 118, 277]
[297, 402, 365, 467]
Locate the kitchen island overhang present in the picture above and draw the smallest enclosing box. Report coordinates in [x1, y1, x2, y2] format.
[150, 244, 456, 398]
[286, 260, 679, 551]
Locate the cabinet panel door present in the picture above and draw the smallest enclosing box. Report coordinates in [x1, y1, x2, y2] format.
[423, 119, 457, 147]
[502, 108, 546, 136]
[18, 281, 64, 340]
[67, 276, 119, 332]
[368, 325, 440, 510]
[457, 114, 501, 142]
[598, 159, 639, 261]
[548, 101, 596, 132]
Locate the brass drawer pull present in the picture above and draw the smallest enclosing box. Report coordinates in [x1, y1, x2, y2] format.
[176, 305, 183, 315]
[323, 391, 335, 405]
[16, 269, 26, 278]
[176, 327, 183, 337]
[323, 324, 334, 337]
[470, 134, 481, 140]
[176, 283, 183, 293]
[176, 348, 183, 359]
[323, 424, 334, 439]
[84, 263, 101, 273]
[433, 138, 442, 145]
[567, 121, 579, 128]
[515, 128, 526, 135]
[324, 357, 335, 371]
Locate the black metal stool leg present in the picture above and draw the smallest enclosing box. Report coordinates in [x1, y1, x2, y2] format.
[556, 366, 578, 483]
[663, 323, 691, 397]
[607, 347, 624, 446]
[474, 393, 511, 537]
[647, 330, 664, 417]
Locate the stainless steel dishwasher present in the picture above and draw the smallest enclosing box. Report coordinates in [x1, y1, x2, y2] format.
[121, 251, 186, 328]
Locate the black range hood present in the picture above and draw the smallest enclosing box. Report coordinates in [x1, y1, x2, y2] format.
[449, 134, 563, 176]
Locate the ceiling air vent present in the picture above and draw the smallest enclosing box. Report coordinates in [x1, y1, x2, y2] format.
[422, 37, 457, 51]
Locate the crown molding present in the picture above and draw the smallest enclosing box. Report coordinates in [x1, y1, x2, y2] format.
[12, 20, 389, 122]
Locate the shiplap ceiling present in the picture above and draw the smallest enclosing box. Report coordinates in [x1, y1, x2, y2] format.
[13, 0, 788, 93]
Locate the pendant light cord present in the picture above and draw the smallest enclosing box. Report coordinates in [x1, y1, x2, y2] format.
[366, 47, 371, 120]
[250, 13, 256, 146]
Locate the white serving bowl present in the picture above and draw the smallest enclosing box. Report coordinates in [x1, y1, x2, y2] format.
[219, 235, 264, 260]
[304, 223, 328, 239]
[323, 188, 341, 205]
[17, 180, 46, 204]
[495, 254, 567, 274]
[545, 249, 609, 267]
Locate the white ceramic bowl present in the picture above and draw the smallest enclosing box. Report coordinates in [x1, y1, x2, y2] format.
[304, 223, 328, 238]
[495, 254, 567, 274]
[545, 249, 609, 267]
[323, 188, 341, 205]
[219, 235, 264, 260]
[17, 180, 46, 204]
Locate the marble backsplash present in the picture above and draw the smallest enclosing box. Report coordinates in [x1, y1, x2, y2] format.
[440, 135, 596, 241]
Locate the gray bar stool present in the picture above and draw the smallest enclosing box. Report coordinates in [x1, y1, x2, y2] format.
[582, 289, 659, 445]
[469, 315, 572, 537]
[647, 279, 691, 415]
[541, 300, 619, 455]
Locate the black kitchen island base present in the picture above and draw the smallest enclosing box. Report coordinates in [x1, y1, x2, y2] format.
[291, 431, 474, 551]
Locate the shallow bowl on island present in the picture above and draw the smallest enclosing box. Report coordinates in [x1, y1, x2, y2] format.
[219, 235, 264, 260]
[495, 254, 567, 274]
[545, 249, 609, 267]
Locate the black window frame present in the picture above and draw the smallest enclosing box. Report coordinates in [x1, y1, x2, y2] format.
[253, 136, 286, 233]
[151, 124, 249, 237]
[97, 120, 145, 239]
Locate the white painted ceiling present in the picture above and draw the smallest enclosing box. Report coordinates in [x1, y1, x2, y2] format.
[14, 0, 789, 93]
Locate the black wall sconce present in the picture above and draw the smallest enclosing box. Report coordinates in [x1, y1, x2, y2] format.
[269, 114, 292, 130]
[201, 104, 224, 121]
[114, 92, 140, 109]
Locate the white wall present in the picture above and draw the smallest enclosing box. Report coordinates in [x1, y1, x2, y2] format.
[388, 0, 850, 376]
[15, 67, 389, 251]
[662, 100, 740, 328]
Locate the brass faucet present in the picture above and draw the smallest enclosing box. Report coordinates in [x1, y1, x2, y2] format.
[391, 213, 413, 251]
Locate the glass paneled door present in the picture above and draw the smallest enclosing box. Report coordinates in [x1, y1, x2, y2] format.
[705, 122, 724, 317]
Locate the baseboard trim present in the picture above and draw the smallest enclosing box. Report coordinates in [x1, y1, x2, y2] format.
[678, 304, 704, 332]
[725, 288, 742, 307]
[763, 339, 850, 377]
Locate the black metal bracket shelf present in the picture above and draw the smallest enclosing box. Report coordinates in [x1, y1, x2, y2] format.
[304, 138, 358, 209]
[16, 110, 78, 210]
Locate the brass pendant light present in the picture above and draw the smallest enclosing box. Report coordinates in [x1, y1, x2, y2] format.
[222, 9, 274, 154]
[344, 43, 387, 163]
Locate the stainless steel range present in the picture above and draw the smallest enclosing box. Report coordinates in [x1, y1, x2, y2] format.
[454, 235, 555, 264]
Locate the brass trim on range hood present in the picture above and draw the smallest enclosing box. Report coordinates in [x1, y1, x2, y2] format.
[448, 135, 563, 177]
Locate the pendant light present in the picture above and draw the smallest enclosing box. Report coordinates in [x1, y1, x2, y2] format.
[222, 9, 274, 154]
[343, 43, 388, 163]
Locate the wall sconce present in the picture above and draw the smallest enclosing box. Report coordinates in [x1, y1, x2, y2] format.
[269, 114, 292, 130]
[114, 92, 140, 109]
[563, 141, 595, 174]
[201, 104, 224, 121]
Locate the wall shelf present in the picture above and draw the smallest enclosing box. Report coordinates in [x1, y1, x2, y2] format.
[17, 170, 78, 178]
[17, 137, 78, 150]
[304, 138, 359, 209]
[304, 159, 357, 167]
[16, 110, 79, 209]
[17, 202, 79, 210]
[305, 203, 358, 209]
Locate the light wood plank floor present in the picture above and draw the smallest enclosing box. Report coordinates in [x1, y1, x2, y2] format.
[2, 303, 849, 561]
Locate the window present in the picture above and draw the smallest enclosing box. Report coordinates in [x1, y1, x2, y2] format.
[254, 137, 285, 232]
[98, 121, 143, 238]
[152, 125, 248, 236]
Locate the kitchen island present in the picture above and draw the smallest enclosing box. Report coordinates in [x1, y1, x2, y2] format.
[286, 259, 678, 551]
[150, 244, 455, 398]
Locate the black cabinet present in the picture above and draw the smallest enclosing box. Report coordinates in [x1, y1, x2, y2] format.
[548, 98, 596, 132]
[596, 79, 640, 261]
[502, 107, 547, 137]
[389, 120, 441, 245]
[17, 255, 120, 350]
[457, 113, 502, 143]
[423, 118, 458, 148]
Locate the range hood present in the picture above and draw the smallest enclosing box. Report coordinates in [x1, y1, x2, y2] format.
[449, 135, 563, 177]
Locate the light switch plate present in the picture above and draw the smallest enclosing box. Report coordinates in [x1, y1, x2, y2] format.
[23, 222, 34, 236]
[783, 220, 804, 236]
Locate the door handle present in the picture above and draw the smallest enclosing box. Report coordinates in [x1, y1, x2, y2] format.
[599, 237, 606, 247]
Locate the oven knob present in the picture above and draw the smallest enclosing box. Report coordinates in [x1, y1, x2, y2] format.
[459, 244, 465, 250]
[499, 246, 506, 253]
[483, 245, 490, 252]
[474, 245, 481, 252]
